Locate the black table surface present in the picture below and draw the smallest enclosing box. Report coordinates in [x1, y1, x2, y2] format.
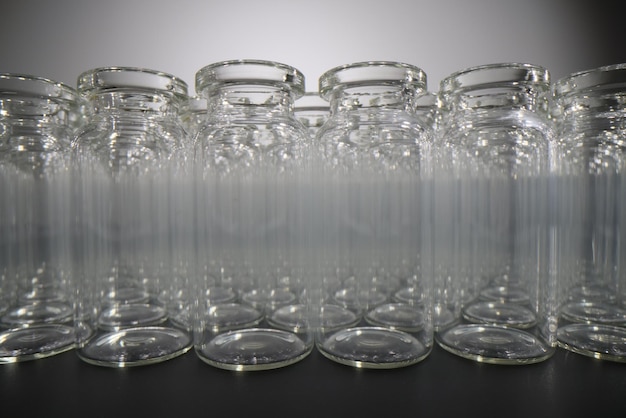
[1, 342, 625, 417]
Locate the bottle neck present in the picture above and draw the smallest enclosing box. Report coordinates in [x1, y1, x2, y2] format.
[558, 98, 626, 167]
[445, 85, 550, 114]
[0, 97, 73, 171]
[86, 91, 182, 119]
[327, 85, 422, 117]
[557, 103, 626, 174]
[559, 90, 626, 121]
[74, 91, 186, 171]
[203, 85, 297, 120]
[0, 97, 75, 126]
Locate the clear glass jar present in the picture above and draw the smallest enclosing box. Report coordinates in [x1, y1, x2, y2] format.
[0, 73, 78, 362]
[553, 63, 626, 362]
[314, 61, 434, 368]
[294, 91, 330, 138]
[193, 59, 313, 370]
[72, 67, 192, 367]
[434, 63, 557, 364]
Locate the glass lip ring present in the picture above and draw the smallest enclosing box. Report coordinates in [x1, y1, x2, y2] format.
[440, 62, 550, 94]
[76, 66, 189, 97]
[195, 59, 305, 98]
[294, 91, 330, 112]
[318, 61, 427, 100]
[553, 62, 626, 98]
[0, 72, 78, 102]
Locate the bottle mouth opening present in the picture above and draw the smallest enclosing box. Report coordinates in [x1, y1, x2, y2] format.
[195, 59, 305, 98]
[0, 73, 78, 102]
[553, 63, 626, 98]
[319, 61, 427, 100]
[440, 63, 550, 94]
[77, 67, 188, 97]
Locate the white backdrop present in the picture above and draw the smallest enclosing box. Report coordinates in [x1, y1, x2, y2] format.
[1, 0, 623, 95]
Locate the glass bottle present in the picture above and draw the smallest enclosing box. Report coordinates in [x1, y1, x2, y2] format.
[193, 59, 314, 370]
[553, 63, 626, 362]
[314, 61, 434, 368]
[294, 91, 330, 138]
[0, 73, 78, 362]
[72, 67, 193, 367]
[435, 63, 557, 364]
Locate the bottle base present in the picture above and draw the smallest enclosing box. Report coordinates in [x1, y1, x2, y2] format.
[557, 323, 626, 363]
[0, 324, 75, 363]
[196, 328, 311, 371]
[317, 326, 430, 369]
[76, 326, 192, 367]
[436, 324, 553, 365]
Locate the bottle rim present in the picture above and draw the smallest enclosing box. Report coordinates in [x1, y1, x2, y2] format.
[440, 62, 550, 93]
[294, 92, 330, 111]
[195, 59, 305, 97]
[77, 66, 188, 96]
[318, 61, 427, 100]
[553, 63, 626, 98]
[415, 90, 437, 106]
[185, 96, 208, 111]
[0, 72, 78, 102]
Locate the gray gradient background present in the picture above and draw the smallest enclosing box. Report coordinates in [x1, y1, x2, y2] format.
[1, 0, 624, 95]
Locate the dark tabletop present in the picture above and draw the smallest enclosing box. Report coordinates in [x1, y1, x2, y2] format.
[2, 342, 625, 417]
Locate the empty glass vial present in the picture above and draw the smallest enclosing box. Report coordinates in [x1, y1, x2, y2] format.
[294, 92, 330, 138]
[314, 61, 434, 368]
[553, 63, 626, 362]
[0, 73, 78, 362]
[193, 59, 314, 370]
[434, 63, 557, 364]
[72, 67, 193, 367]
